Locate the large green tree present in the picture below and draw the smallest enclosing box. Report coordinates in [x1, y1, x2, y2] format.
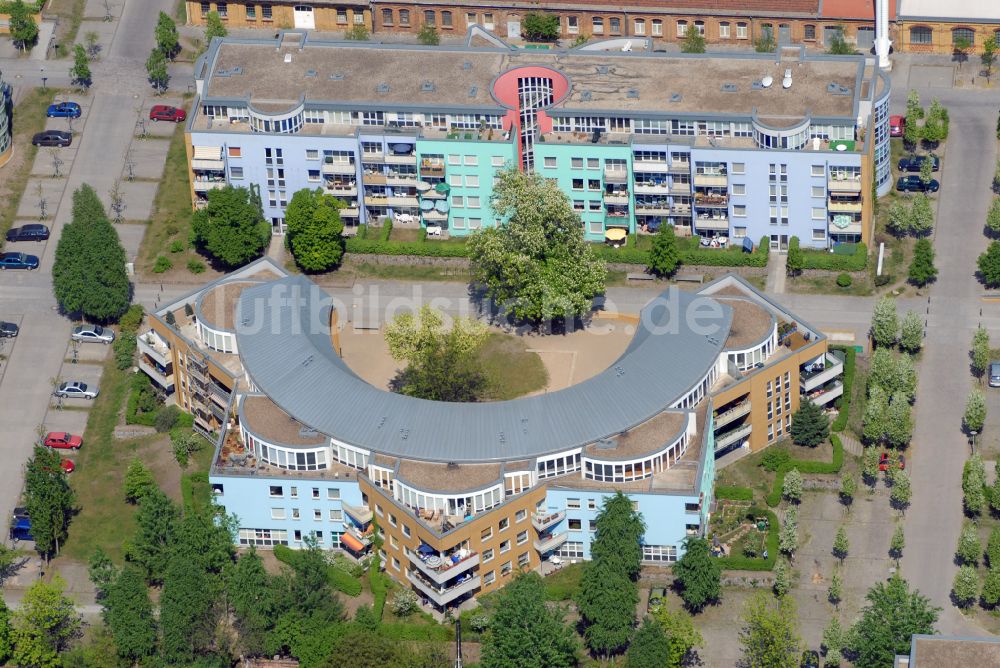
[385, 305, 486, 363]
[8, 0, 38, 51]
[972, 327, 991, 378]
[125, 487, 178, 584]
[481, 572, 577, 668]
[789, 399, 829, 447]
[102, 567, 157, 665]
[52, 184, 130, 322]
[227, 548, 276, 659]
[908, 238, 937, 286]
[468, 167, 606, 323]
[648, 607, 702, 667]
[899, 310, 924, 353]
[738, 593, 802, 668]
[978, 241, 1000, 288]
[154, 10, 179, 58]
[681, 24, 706, 53]
[521, 12, 559, 41]
[11, 576, 82, 668]
[205, 10, 227, 39]
[393, 330, 488, 401]
[0, 598, 12, 665]
[848, 574, 939, 668]
[284, 188, 346, 272]
[190, 185, 270, 268]
[23, 446, 75, 560]
[625, 617, 670, 668]
[671, 536, 721, 612]
[145, 47, 169, 93]
[870, 295, 899, 348]
[647, 224, 681, 277]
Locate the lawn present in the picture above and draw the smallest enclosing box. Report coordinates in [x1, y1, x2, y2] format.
[477, 332, 549, 400]
[543, 562, 584, 601]
[0, 88, 56, 235]
[715, 439, 838, 501]
[347, 261, 473, 283]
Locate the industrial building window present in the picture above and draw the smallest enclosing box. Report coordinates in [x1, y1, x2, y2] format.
[909, 26, 932, 44]
[399, 9, 409, 26]
[216, 2, 227, 18]
[245, 3, 255, 19]
[719, 22, 730, 38]
[736, 22, 748, 39]
[557, 541, 584, 558]
[953, 27, 974, 45]
[441, 11, 452, 28]
[567, 16, 578, 34]
[424, 10, 435, 26]
[804, 24, 816, 40]
[201, 2, 210, 14]
[238, 528, 288, 546]
[651, 19, 662, 36]
[694, 20, 704, 36]
[676, 20, 687, 37]
[337, 9, 347, 24]
[482, 12, 493, 29]
[354, 12, 363, 24]
[592, 17, 603, 35]
[634, 19, 645, 35]
[261, 4, 271, 19]
[642, 545, 677, 562]
[381, 8, 392, 25]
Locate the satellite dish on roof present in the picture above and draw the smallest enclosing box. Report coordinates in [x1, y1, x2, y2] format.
[782, 68, 793, 89]
[621, 40, 632, 52]
[761, 74, 773, 88]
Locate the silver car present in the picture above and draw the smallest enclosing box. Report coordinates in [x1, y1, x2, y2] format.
[54, 381, 99, 400]
[71, 323, 115, 344]
[990, 362, 1000, 388]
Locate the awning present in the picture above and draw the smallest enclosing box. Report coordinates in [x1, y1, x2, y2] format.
[417, 543, 435, 555]
[193, 146, 222, 160]
[191, 159, 225, 170]
[605, 228, 627, 242]
[341, 532, 366, 553]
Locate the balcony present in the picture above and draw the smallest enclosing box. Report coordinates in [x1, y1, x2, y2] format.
[362, 151, 385, 163]
[668, 162, 691, 174]
[532, 510, 565, 532]
[386, 153, 417, 165]
[633, 160, 669, 174]
[322, 162, 356, 175]
[407, 570, 481, 606]
[342, 501, 373, 524]
[713, 400, 751, 429]
[604, 167, 628, 183]
[384, 195, 419, 207]
[669, 183, 691, 195]
[805, 380, 844, 407]
[829, 220, 863, 235]
[693, 173, 728, 187]
[362, 172, 387, 185]
[423, 209, 448, 222]
[801, 353, 844, 392]
[139, 359, 174, 391]
[828, 199, 863, 214]
[340, 207, 360, 218]
[386, 175, 418, 186]
[694, 193, 729, 207]
[635, 204, 672, 215]
[209, 383, 231, 407]
[695, 216, 729, 230]
[533, 531, 568, 553]
[137, 332, 170, 367]
[671, 206, 692, 216]
[715, 423, 752, 451]
[603, 192, 630, 205]
[420, 162, 445, 177]
[193, 179, 227, 192]
[325, 185, 358, 197]
[828, 177, 862, 193]
[407, 550, 480, 585]
[347, 524, 373, 546]
[634, 182, 669, 195]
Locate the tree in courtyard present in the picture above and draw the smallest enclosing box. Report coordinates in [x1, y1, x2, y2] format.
[284, 188, 346, 272]
[957, 522, 982, 565]
[904, 90, 923, 148]
[889, 523, 905, 561]
[779, 507, 799, 558]
[0, 599, 11, 666]
[983, 569, 1000, 608]
[227, 548, 276, 659]
[827, 569, 843, 606]
[972, 327, 991, 378]
[954, 35, 973, 68]
[952, 565, 979, 608]
[191, 185, 270, 269]
[826, 26, 855, 55]
[862, 386, 889, 446]
[884, 393, 913, 449]
[772, 559, 791, 597]
[899, 310, 924, 354]
[123, 458, 156, 504]
[862, 446, 881, 489]
[918, 153, 934, 187]
[920, 111, 945, 148]
[839, 473, 856, 507]
[988, 198, 1000, 236]
[8, 0, 39, 52]
[782, 468, 803, 503]
[647, 223, 681, 277]
[159, 541, 217, 664]
[790, 399, 829, 447]
[989, 527, 1000, 568]
[832, 526, 849, 561]
[385, 304, 486, 363]
[481, 572, 578, 668]
[625, 617, 670, 668]
[909, 194, 934, 236]
[577, 492, 645, 657]
[88, 547, 116, 600]
[890, 468, 912, 511]
[822, 617, 844, 668]
[870, 295, 899, 348]
[468, 167, 606, 324]
[868, 348, 916, 401]
[391, 325, 488, 402]
[754, 25, 775, 53]
[101, 567, 157, 665]
[963, 454, 987, 516]
[205, 10, 227, 40]
[965, 388, 987, 434]
[681, 24, 706, 53]
[648, 607, 703, 668]
[848, 574, 939, 667]
[738, 592, 802, 668]
[145, 47, 169, 93]
[155, 11, 179, 59]
[670, 536, 721, 613]
[886, 200, 912, 237]
[983, 36, 998, 81]
[11, 576, 82, 668]
[24, 446, 75, 560]
[125, 488, 178, 584]
[417, 24, 440, 45]
[786, 236, 804, 276]
[909, 238, 937, 287]
[70, 44, 92, 90]
[521, 12, 560, 41]
[52, 184, 130, 322]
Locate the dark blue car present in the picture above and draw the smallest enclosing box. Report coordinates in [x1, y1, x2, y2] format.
[47, 101, 81, 118]
[9, 517, 32, 542]
[0, 252, 39, 270]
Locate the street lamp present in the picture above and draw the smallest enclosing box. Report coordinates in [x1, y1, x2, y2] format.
[971, 430, 979, 454]
[40, 66, 46, 89]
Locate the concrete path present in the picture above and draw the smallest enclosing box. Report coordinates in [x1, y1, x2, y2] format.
[765, 250, 787, 294]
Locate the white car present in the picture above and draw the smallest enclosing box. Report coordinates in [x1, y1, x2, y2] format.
[71, 323, 115, 344]
[53, 381, 99, 400]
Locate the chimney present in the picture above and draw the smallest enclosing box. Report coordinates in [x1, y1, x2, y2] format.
[875, 0, 892, 70]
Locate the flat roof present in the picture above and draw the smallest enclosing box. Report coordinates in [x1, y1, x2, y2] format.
[909, 635, 1000, 666]
[582, 411, 688, 461]
[240, 395, 328, 448]
[899, 0, 1000, 21]
[719, 297, 775, 350]
[198, 281, 257, 331]
[396, 461, 503, 493]
[201, 38, 864, 120]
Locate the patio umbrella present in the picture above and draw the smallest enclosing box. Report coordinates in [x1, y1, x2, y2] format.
[415, 181, 432, 192]
[420, 199, 435, 212]
[605, 228, 627, 242]
[435, 200, 450, 213]
[434, 182, 450, 194]
[417, 543, 435, 555]
[391, 143, 413, 155]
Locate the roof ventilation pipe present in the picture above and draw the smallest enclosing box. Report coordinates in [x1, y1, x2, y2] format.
[782, 68, 792, 89]
[761, 74, 773, 88]
[875, 0, 892, 70]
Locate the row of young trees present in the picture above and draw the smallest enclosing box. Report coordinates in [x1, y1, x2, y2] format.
[903, 90, 949, 149]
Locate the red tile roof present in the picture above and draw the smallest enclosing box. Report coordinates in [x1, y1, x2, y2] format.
[820, 0, 895, 20]
[451, 0, 820, 14]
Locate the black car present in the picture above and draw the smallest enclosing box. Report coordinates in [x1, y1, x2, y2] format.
[896, 175, 940, 193]
[5, 223, 49, 242]
[31, 130, 72, 147]
[897, 154, 940, 172]
[0, 321, 18, 337]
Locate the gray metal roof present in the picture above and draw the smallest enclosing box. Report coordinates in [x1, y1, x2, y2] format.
[234, 276, 732, 463]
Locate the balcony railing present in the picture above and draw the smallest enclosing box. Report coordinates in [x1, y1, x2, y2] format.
[533, 531, 568, 553]
[137, 334, 170, 367]
[633, 160, 668, 173]
[603, 192, 630, 205]
[322, 162, 356, 175]
[634, 183, 669, 194]
[801, 353, 844, 392]
[342, 501, 373, 524]
[713, 400, 751, 429]
[532, 510, 565, 532]
[407, 550, 480, 585]
[325, 185, 358, 197]
[694, 217, 729, 230]
[828, 200, 863, 214]
[604, 168, 628, 182]
[386, 175, 418, 186]
[805, 380, 844, 407]
[138, 359, 174, 390]
[668, 162, 691, 174]
[827, 177, 862, 192]
[715, 423, 752, 451]
[386, 153, 416, 165]
[693, 173, 728, 187]
[362, 172, 387, 185]
[694, 193, 729, 207]
[406, 570, 481, 606]
[193, 179, 227, 191]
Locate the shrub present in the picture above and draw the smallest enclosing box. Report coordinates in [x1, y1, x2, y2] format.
[113, 331, 136, 370]
[761, 449, 791, 472]
[126, 375, 162, 426]
[123, 459, 156, 504]
[169, 240, 185, 253]
[801, 242, 868, 271]
[389, 589, 419, 617]
[836, 273, 853, 288]
[715, 486, 753, 501]
[171, 429, 205, 467]
[153, 255, 172, 273]
[874, 273, 892, 287]
[154, 405, 181, 433]
[118, 304, 144, 333]
[381, 218, 393, 241]
[330, 566, 362, 597]
[355, 224, 369, 240]
[187, 259, 206, 274]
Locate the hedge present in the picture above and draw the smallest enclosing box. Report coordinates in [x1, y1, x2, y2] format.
[273, 544, 363, 597]
[829, 345, 857, 433]
[765, 435, 845, 507]
[379, 622, 454, 642]
[0, 1, 44, 11]
[370, 566, 389, 619]
[715, 486, 754, 501]
[344, 237, 469, 257]
[800, 242, 868, 272]
[714, 505, 779, 572]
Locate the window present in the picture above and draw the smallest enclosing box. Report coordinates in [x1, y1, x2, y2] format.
[399, 9, 409, 26]
[910, 26, 932, 45]
[375, 504, 383, 516]
[736, 22, 748, 39]
[953, 27, 974, 46]
[733, 205, 747, 217]
[812, 228, 826, 241]
[336, 9, 347, 24]
[592, 17, 604, 35]
[329, 509, 343, 522]
[327, 488, 340, 500]
[441, 11, 452, 28]
[469, 218, 481, 229]
[567, 16, 578, 34]
[261, 4, 271, 19]
[424, 10, 435, 26]
[719, 21, 730, 38]
[402, 524, 411, 537]
[481, 527, 493, 541]
[313, 509, 322, 521]
[587, 158, 599, 169]
[291, 508, 300, 520]
[449, 174, 462, 187]
[482, 548, 494, 562]
[217, 2, 227, 18]
[311, 487, 320, 499]
[573, 200, 585, 211]
[448, 154, 461, 165]
[239, 528, 287, 547]
[587, 499, 597, 510]
[517, 552, 531, 568]
[491, 155, 505, 167]
[567, 498, 581, 509]
[694, 20, 704, 36]
[811, 185, 825, 198]
[588, 200, 602, 212]
[452, 196, 465, 208]
[634, 18, 645, 35]
[499, 539, 511, 554]
[811, 165, 825, 177]
[269, 485, 282, 497]
[500, 561, 512, 576]
[588, 179, 600, 190]
[245, 3, 255, 19]
[499, 518, 510, 531]
[676, 20, 687, 37]
[466, 175, 479, 187]
[482, 12, 493, 29]
[467, 196, 481, 208]
[390, 557, 400, 571]
[271, 508, 286, 519]
[568, 519, 582, 530]
[515, 509, 527, 522]
[731, 162, 744, 174]
[652, 19, 662, 36]
[200, 2, 210, 14]
[293, 530, 302, 542]
[804, 24, 816, 40]
[484, 570, 496, 585]
[228, 146, 241, 158]
[229, 166, 244, 179]
[544, 156, 557, 168]
[388, 513, 397, 527]
[354, 12, 363, 24]
[465, 11, 476, 26]
[733, 226, 747, 238]
[516, 530, 528, 545]
[642, 545, 678, 562]
[381, 8, 393, 25]
[732, 184, 746, 195]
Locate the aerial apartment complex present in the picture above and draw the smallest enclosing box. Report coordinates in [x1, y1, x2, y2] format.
[137, 258, 844, 610]
[187, 33, 889, 249]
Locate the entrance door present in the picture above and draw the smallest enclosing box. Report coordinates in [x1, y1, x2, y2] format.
[856, 26, 875, 50]
[293, 5, 315, 29]
[507, 19, 520, 38]
[778, 23, 791, 43]
[770, 234, 779, 250]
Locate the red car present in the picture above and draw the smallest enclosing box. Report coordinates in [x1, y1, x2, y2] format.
[889, 115, 905, 138]
[43, 432, 82, 450]
[149, 105, 186, 123]
[879, 452, 905, 471]
[60, 459, 75, 473]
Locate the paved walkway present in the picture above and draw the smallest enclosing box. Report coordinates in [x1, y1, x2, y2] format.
[765, 250, 787, 294]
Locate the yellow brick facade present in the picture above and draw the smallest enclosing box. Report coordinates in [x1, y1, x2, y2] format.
[897, 21, 1000, 55]
[187, 1, 371, 31]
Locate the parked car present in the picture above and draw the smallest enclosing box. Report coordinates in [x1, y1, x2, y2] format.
[149, 104, 186, 122]
[889, 115, 905, 138]
[60, 459, 75, 473]
[0, 252, 39, 270]
[879, 452, 906, 471]
[31, 130, 72, 147]
[53, 380, 99, 400]
[800, 650, 820, 668]
[0, 321, 17, 337]
[44, 432, 82, 449]
[990, 361, 1000, 388]
[897, 154, 939, 172]
[13, 507, 29, 521]
[9, 517, 33, 542]
[71, 323, 115, 344]
[46, 101, 81, 118]
[896, 175, 939, 193]
[6, 223, 50, 242]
